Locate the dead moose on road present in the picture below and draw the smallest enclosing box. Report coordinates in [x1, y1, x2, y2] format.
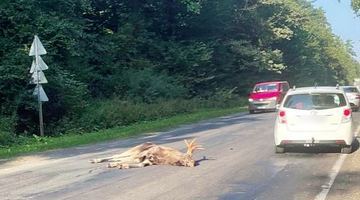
[90, 139, 204, 169]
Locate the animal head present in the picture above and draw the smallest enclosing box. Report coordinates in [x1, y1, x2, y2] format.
[183, 139, 204, 167]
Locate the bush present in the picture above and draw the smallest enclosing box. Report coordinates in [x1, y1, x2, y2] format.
[0, 115, 15, 131]
[0, 131, 16, 147]
[123, 68, 187, 103]
[69, 97, 245, 133]
[0, 116, 16, 146]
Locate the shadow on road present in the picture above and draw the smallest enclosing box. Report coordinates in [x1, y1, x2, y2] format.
[195, 156, 216, 166]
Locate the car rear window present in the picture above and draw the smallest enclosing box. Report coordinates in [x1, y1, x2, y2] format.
[343, 87, 359, 93]
[253, 83, 278, 92]
[283, 93, 347, 110]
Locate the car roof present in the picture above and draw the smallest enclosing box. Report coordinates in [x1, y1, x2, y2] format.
[255, 81, 288, 85]
[286, 86, 345, 95]
[340, 86, 357, 88]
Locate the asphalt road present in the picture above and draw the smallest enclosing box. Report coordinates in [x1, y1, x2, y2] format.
[1, 111, 359, 200]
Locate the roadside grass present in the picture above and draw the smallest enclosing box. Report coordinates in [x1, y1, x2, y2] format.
[0, 106, 246, 159]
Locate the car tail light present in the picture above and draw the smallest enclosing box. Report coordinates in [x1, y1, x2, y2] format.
[344, 109, 351, 116]
[278, 110, 287, 123]
[342, 108, 352, 123]
[335, 140, 346, 145]
[281, 140, 290, 144]
[279, 110, 285, 117]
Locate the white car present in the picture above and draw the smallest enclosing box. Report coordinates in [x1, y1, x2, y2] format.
[274, 86, 354, 154]
[340, 86, 360, 111]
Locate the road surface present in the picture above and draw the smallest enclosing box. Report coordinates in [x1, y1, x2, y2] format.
[0, 112, 359, 200]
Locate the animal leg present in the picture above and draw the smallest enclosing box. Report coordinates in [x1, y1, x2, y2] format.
[108, 159, 153, 169]
[119, 163, 146, 169]
[90, 157, 112, 163]
[90, 155, 130, 163]
[107, 162, 145, 169]
[90, 142, 155, 164]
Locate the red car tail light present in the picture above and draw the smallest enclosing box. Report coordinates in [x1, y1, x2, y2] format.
[335, 140, 346, 145]
[342, 108, 352, 123]
[281, 140, 290, 144]
[279, 110, 285, 117]
[343, 109, 351, 117]
[279, 110, 287, 123]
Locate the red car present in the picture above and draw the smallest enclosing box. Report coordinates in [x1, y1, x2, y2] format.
[248, 81, 290, 114]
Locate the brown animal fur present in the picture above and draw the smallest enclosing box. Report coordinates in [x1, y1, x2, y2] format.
[90, 139, 203, 169]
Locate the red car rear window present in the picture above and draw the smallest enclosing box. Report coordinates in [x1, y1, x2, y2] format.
[253, 83, 278, 92]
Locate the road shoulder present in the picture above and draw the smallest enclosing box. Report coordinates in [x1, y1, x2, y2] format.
[326, 138, 360, 200]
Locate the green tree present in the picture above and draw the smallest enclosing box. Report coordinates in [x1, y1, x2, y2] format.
[0, 0, 359, 137]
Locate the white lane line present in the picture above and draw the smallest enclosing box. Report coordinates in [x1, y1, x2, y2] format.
[314, 154, 348, 200]
[314, 124, 360, 200]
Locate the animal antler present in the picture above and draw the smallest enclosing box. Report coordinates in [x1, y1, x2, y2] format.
[185, 139, 204, 156]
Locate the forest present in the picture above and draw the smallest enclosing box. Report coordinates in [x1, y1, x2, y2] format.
[1, 0, 359, 145]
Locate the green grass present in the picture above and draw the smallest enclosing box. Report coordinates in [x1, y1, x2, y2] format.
[0, 106, 246, 159]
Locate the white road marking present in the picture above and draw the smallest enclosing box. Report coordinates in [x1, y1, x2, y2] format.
[314, 154, 347, 200]
[314, 124, 360, 200]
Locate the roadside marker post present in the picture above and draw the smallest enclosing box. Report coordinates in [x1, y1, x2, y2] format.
[29, 35, 49, 137]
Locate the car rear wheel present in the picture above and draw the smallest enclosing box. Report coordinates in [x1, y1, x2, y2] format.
[249, 110, 255, 114]
[341, 145, 352, 154]
[275, 146, 285, 153]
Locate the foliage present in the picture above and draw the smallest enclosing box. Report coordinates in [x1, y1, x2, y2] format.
[122, 68, 187, 103]
[352, 0, 360, 13]
[66, 97, 244, 133]
[0, 116, 16, 146]
[0, 0, 359, 142]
